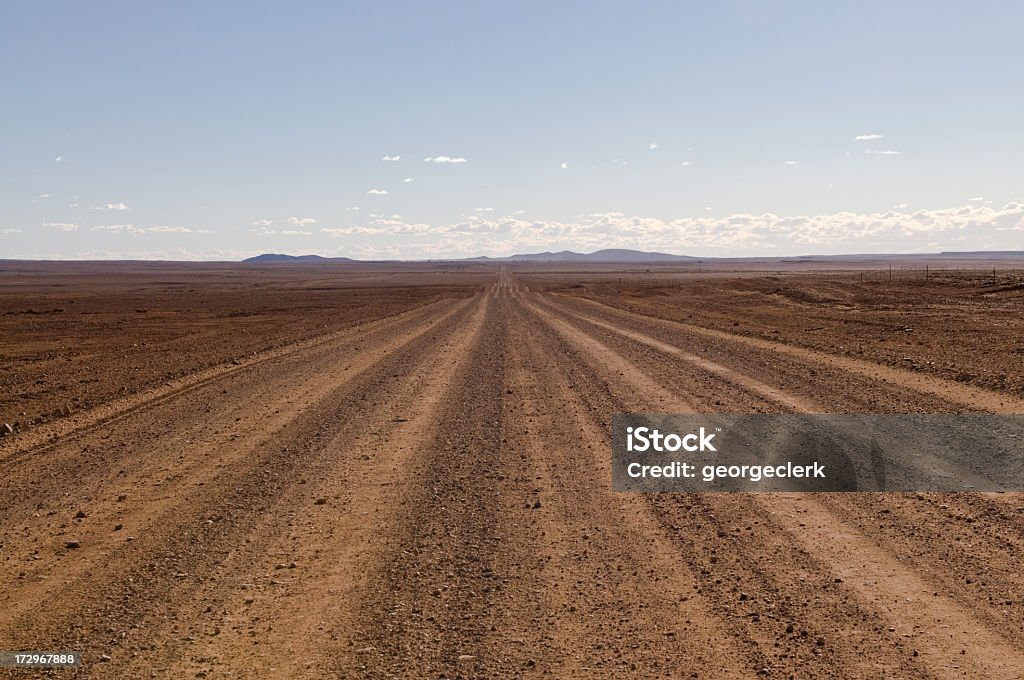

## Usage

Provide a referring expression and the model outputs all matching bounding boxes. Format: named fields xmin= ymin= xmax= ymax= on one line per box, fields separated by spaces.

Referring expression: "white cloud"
xmin=865 ymin=149 xmax=902 ymax=156
xmin=382 ymin=155 xmax=401 ymax=161
xmin=280 ymin=230 xmax=311 ymax=236
xmin=347 ymin=206 xmax=360 ymax=211
xmin=680 ymin=161 xmax=692 ymax=167
xmin=252 ymin=219 xmax=273 ymax=226
xmin=321 ymin=226 xmax=377 ymax=236
xmin=403 ymin=177 xmax=414 ymax=183
xmin=424 ymin=156 xmax=467 ymax=163
xmin=146 ymin=225 xmax=192 ymax=233
xmin=474 ymin=207 xmax=494 ymax=212
xmin=92 ymin=202 xmax=130 ymax=211
xmin=367 ymin=189 xmax=388 ymax=195
xmin=55 ymin=155 xmax=65 ymax=162
xmin=894 ymin=203 xmax=908 ymax=209
xmin=1 ymin=228 xmax=23 ymax=234
xmin=287 ymin=217 xmax=317 ymax=226
xmin=91 ymin=224 xmax=137 ymax=232
xmin=649 ymin=142 xmax=658 ymax=150
xmin=68 ymin=203 xmax=79 ymax=208
xmin=969 ymin=196 xmax=985 ymax=202
xmin=855 ymin=134 xmax=884 ymax=141
xmin=560 ymin=162 xmax=569 ymax=169
xmin=784 ymin=160 xmax=797 ymax=165
xmin=37 ymin=193 xmax=52 ymax=199
xmin=91 ymin=224 xmax=195 ymax=234
xmin=45 ymin=222 xmax=79 ymax=231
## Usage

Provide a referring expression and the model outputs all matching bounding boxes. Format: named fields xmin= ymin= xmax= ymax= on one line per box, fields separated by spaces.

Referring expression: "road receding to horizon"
xmin=2 ymin=261 xmax=1024 ymax=678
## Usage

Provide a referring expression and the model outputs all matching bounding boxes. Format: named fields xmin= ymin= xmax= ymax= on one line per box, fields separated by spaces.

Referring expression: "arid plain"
xmin=2 ymin=260 xmax=1024 ymax=679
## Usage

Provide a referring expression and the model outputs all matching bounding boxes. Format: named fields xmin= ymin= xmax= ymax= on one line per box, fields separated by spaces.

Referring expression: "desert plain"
xmin=1 ymin=258 xmax=1024 ymax=679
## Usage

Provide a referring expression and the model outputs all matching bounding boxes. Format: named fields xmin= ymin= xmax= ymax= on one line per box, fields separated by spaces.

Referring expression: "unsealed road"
xmin=2 ymin=270 xmax=1024 ymax=679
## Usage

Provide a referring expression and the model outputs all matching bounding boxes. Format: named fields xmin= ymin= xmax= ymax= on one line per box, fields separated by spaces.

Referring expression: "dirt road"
xmin=2 ymin=268 xmax=1023 ymax=679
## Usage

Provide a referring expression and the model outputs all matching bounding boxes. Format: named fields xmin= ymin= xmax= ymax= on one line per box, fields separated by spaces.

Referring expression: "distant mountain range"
xmin=241 ymin=249 xmax=1024 ymax=264
xmin=243 ymin=249 xmax=699 ymax=263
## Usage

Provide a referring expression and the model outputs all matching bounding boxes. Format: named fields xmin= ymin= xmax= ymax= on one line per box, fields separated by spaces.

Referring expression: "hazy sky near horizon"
xmin=3 ymin=1 xmax=1023 ymax=260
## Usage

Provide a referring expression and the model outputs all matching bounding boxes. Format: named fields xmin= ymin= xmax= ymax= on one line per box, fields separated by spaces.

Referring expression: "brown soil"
xmin=1 ymin=261 xmax=1023 ymax=679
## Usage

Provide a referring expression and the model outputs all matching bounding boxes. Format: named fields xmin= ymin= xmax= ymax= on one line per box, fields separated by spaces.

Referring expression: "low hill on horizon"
xmin=242 ymin=253 xmax=358 ymax=263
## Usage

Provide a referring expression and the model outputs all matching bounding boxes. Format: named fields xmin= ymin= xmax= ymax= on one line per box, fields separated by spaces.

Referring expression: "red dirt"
xmin=1 ymin=261 xmax=1023 ymax=679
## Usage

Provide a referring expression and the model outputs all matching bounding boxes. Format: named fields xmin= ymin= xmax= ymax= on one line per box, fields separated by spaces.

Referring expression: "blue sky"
xmin=2 ymin=1 xmax=1022 ymax=259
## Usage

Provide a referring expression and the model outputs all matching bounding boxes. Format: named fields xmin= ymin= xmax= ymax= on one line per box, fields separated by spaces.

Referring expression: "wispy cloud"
xmin=321 ymin=226 xmax=377 ymax=236
xmin=402 ymin=177 xmax=414 ymax=183
xmin=367 ymin=189 xmax=389 ymax=195
xmin=382 ymin=155 xmax=401 ymax=161
xmin=649 ymin=142 xmax=658 ymax=150
xmin=92 ymin=202 xmax=130 ymax=211
xmin=287 ymin=217 xmax=317 ymax=226
xmin=680 ymin=161 xmax=692 ymax=167
xmin=44 ymin=222 xmax=79 ymax=231
xmin=865 ymin=149 xmax=902 ymax=156
xmin=280 ymin=230 xmax=311 ymax=236
xmin=37 ymin=193 xmax=53 ymax=199
xmin=784 ymin=160 xmax=797 ymax=165
xmin=424 ymin=156 xmax=467 ymax=163
xmin=474 ymin=207 xmax=494 ymax=212
xmin=91 ymin=224 xmax=137 ymax=232
xmin=91 ymin=224 xmax=196 ymax=234
xmin=146 ymin=225 xmax=192 ymax=233
xmin=969 ymin=196 xmax=985 ymax=202
xmin=560 ymin=162 xmax=569 ymax=169
xmin=251 ymin=219 xmax=273 ymax=226
xmin=54 ymin=155 xmax=66 ymax=162
xmin=855 ymin=133 xmax=884 ymax=141
xmin=1 ymin=228 xmax=23 ymax=234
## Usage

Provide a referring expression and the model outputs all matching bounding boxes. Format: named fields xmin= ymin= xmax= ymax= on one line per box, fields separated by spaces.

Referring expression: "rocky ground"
xmin=1 ymin=261 xmax=1023 ymax=679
